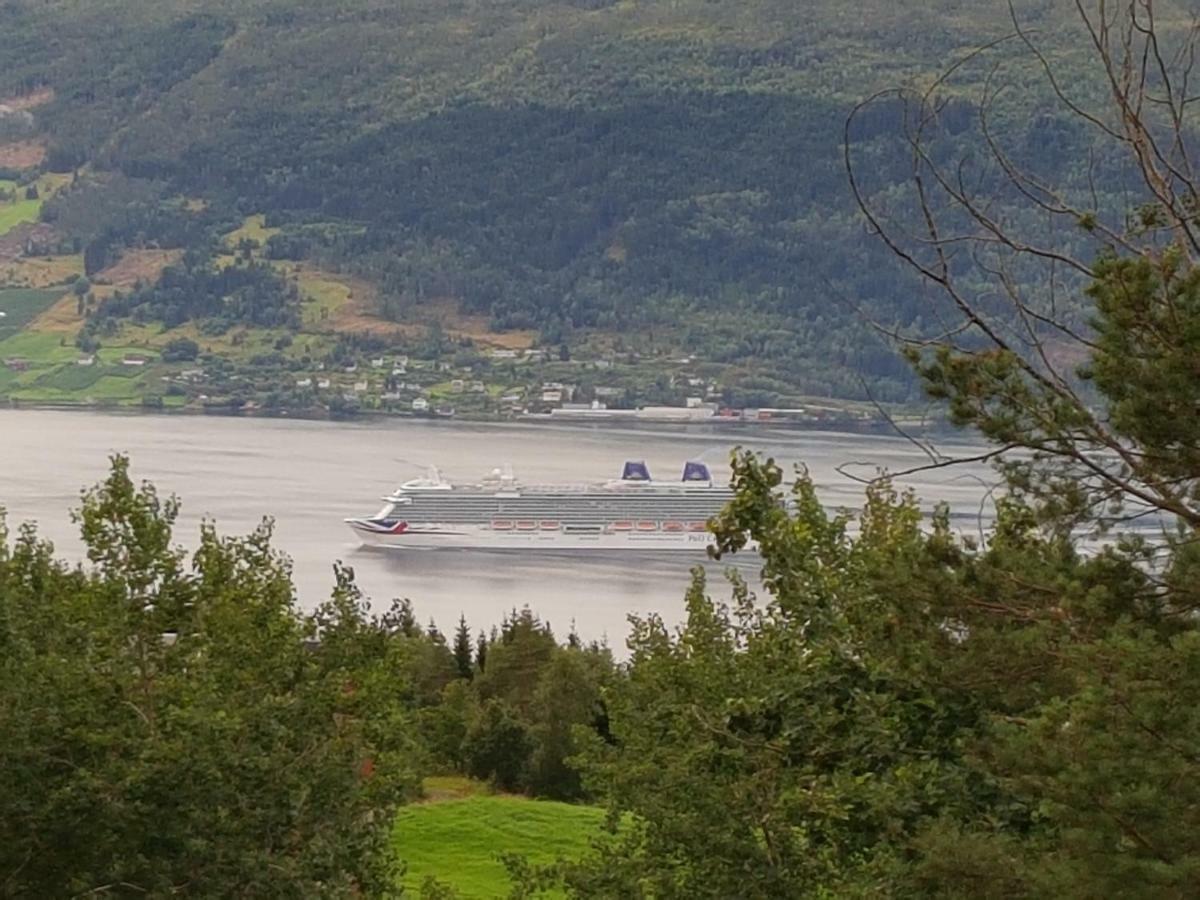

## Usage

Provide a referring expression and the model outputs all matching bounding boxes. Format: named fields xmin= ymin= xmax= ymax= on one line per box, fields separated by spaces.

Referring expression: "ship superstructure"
xmin=345 ymin=461 xmax=733 ymax=551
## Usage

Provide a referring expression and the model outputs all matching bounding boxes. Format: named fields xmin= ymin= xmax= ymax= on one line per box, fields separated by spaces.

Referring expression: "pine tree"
xmin=452 ymin=613 xmax=473 ymax=680
xmin=476 ymin=629 xmax=489 ymax=674
xmin=426 ymin=618 xmax=444 ymax=644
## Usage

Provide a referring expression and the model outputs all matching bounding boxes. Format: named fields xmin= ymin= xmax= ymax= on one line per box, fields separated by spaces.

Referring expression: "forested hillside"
xmin=0 ymin=0 xmax=1184 ymax=403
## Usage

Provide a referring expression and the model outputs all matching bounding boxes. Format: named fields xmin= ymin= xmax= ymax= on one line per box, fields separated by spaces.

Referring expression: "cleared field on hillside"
xmin=394 ymin=789 xmax=603 ymax=898
xmin=223 ymin=213 xmax=279 ymax=249
xmin=0 ymin=197 xmax=40 ymax=236
xmin=94 ymin=248 xmax=183 ymax=292
xmin=2 ymin=254 xmax=83 ymax=290
xmin=0 ymin=140 xmax=47 ymax=169
xmin=0 ymin=288 xmax=64 ymax=339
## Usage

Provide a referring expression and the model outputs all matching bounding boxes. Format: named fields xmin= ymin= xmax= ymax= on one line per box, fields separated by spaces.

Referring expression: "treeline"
xmin=409 ymin=608 xmax=615 ymax=801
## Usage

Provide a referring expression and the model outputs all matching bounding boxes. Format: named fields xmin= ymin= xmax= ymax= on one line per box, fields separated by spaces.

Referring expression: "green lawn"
xmin=394 ymin=792 xmax=604 ymax=898
xmin=0 ymin=288 xmax=64 ymax=339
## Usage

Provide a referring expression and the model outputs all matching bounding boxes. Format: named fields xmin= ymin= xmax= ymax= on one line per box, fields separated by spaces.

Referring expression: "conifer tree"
xmin=452 ymin=613 xmax=473 ymax=680
xmin=476 ymin=629 xmax=489 ymax=674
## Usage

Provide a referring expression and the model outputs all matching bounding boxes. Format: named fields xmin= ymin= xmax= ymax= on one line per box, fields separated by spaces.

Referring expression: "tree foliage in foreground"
xmin=559 ymin=455 xmax=1200 ymax=898
xmin=0 ymin=457 xmax=421 ymax=897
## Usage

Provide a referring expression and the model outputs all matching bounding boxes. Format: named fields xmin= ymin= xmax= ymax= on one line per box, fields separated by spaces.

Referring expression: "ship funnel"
xmin=682 ymin=461 xmax=712 ymax=483
xmin=621 ymin=460 xmax=652 ymax=481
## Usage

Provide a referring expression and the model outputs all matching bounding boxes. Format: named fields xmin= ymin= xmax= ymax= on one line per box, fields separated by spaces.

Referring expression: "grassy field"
xmin=0 ymin=173 xmax=68 ymax=236
xmin=223 ymin=213 xmax=279 ymax=250
xmin=0 ymin=288 xmax=67 ymax=339
xmin=394 ymin=779 xmax=604 ymax=898
xmin=0 ymin=254 xmax=84 ymax=290
xmin=0 ymin=197 xmax=42 ymax=235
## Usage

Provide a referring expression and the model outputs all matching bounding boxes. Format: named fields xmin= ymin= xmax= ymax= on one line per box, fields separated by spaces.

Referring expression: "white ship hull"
xmin=346 ymin=460 xmax=732 ymax=553
xmin=347 ymin=520 xmax=717 ymax=552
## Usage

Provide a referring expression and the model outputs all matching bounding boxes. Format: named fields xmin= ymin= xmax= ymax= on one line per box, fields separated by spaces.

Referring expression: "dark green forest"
xmin=0 ymin=0 xmax=1147 ymax=400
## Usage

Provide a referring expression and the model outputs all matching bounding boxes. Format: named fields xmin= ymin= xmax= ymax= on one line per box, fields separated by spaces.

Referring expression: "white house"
xmin=412 ymin=397 xmax=429 ymax=412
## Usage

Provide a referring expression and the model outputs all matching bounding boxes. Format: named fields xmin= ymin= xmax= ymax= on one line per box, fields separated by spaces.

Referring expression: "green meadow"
xmin=0 ymin=198 xmax=40 ymax=235
xmin=0 ymin=288 xmax=62 ymax=339
xmin=393 ymin=782 xmax=604 ymax=899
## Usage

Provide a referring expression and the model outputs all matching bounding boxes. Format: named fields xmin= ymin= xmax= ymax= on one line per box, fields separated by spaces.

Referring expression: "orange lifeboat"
xmin=540 ymin=520 xmax=560 ymax=530
xmin=636 ymin=521 xmax=659 ymax=532
xmin=688 ymin=521 xmax=708 ymax=532
xmin=662 ymin=521 xmax=685 ymax=533
xmin=611 ymin=521 xmax=634 ymax=532
xmin=491 ymin=520 xmax=514 ymax=531
xmin=516 ymin=520 xmax=538 ymax=531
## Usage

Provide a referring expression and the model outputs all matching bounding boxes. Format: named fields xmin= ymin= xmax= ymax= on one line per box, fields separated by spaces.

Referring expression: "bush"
xmin=161 ymin=337 xmax=200 ymax=362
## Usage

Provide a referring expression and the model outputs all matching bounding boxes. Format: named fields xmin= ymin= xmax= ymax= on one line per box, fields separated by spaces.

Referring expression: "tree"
xmin=452 ymin=613 xmax=474 ymax=680
xmin=477 ymin=608 xmax=557 ymax=717
xmin=561 ymin=451 xmax=1200 ymax=897
xmin=845 ymin=0 xmax=1200 ymax=538
xmin=161 ymin=336 xmax=200 ymax=362
xmin=0 ymin=457 xmax=419 ymax=896
xmin=462 ymin=699 xmax=531 ymax=792
xmin=476 ymin=629 xmax=489 ymax=674
xmin=526 ymin=650 xmax=605 ymax=801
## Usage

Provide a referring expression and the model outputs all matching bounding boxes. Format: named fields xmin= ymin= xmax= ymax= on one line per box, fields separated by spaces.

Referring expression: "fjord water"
xmin=0 ymin=409 xmax=992 ymax=646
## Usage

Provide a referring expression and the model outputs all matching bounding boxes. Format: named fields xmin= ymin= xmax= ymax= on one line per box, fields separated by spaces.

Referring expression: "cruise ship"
xmin=345 ymin=461 xmax=735 ymax=551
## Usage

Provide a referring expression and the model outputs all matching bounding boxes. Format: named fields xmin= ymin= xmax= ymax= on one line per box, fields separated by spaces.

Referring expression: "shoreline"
xmin=0 ymin=397 xmax=959 ymax=439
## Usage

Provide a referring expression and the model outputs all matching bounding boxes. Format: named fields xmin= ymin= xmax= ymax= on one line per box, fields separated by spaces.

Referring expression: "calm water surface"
xmin=0 ymin=409 xmax=994 ymax=648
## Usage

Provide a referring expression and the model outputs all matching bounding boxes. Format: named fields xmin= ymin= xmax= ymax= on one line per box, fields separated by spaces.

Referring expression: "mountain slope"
xmin=0 ymin=1 xmax=1172 ymax=404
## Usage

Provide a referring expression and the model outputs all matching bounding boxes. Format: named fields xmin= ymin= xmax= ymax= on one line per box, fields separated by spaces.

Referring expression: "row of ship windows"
xmin=395 ymin=510 xmax=725 ymax=521
xmin=398 ymin=504 xmax=724 ymax=511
